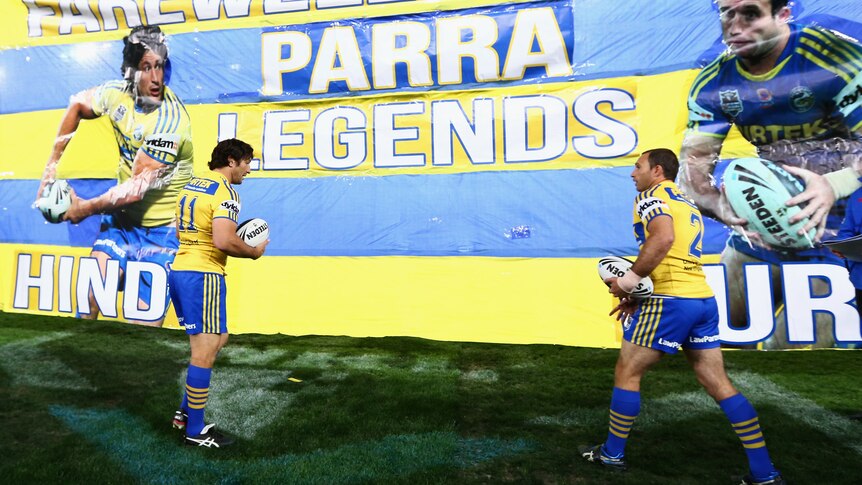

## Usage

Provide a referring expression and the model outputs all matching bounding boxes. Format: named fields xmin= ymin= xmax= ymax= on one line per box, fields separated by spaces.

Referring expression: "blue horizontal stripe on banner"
xmin=1 ymin=0 xmax=724 ymax=114
xmin=1 ymin=168 xmax=730 ymax=257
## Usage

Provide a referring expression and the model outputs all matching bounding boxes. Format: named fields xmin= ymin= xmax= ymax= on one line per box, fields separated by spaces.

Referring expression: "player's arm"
xmin=37 ymin=88 xmax=99 ymax=200
xmin=62 ymin=149 xmax=168 ymax=223
xmin=785 ymin=127 xmax=862 ymax=240
xmin=212 ymin=218 xmax=268 ymax=260
xmin=608 ymin=215 xmax=674 ymax=299
xmin=679 ymin=132 xmax=747 ymax=228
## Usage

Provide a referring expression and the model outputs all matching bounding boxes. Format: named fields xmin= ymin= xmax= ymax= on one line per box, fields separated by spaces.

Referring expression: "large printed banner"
xmin=2 ymin=0 xmax=862 ymax=348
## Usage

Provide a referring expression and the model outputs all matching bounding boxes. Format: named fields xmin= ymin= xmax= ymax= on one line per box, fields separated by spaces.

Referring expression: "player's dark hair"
xmin=643 ymin=148 xmax=680 ymax=181
xmin=209 ymin=138 xmax=254 ymax=170
xmin=121 ymin=25 xmax=169 ymax=80
xmin=771 ymin=0 xmax=789 ymax=15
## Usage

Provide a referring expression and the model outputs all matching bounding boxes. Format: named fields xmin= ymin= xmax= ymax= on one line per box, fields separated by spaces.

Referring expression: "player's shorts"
xmin=92 ymin=213 xmax=178 ymax=310
xmin=623 ymin=296 xmax=721 ymax=354
xmin=168 ymin=270 xmax=227 ymax=335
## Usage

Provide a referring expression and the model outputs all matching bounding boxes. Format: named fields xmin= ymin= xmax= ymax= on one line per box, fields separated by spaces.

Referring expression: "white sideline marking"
xmin=0 ymin=332 xmax=94 ymax=390
xmin=219 ymin=346 xmax=287 ymax=365
xmin=461 ymin=369 xmax=499 ymax=383
xmin=531 ymin=370 xmax=862 ymax=454
xmin=178 ymin=367 xmax=296 ymax=440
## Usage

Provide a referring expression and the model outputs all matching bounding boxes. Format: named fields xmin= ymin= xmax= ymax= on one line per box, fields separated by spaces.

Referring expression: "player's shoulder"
xmin=92 ymin=80 xmax=130 ymax=109
xmin=798 ymin=24 xmax=862 ymax=60
xmin=181 ymin=176 xmax=221 ymax=196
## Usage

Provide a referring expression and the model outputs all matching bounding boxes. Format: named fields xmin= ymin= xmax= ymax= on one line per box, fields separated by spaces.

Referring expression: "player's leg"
xmin=170 ymin=271 xmax=233 ymax=447
xmin=185 ymin=332 xmax=222 ymax=436
xmin=81 ymin=250 xmax=112 ymax=320
xmin=126 ymin=224 xmax=179 ymax=327
xmin=580 ymin=298 xmax=669 ymax=470
xmin=684 ymin=298 xmax=781 ymax=484
xmin=86 ymin=214 xmax=130 ymax=320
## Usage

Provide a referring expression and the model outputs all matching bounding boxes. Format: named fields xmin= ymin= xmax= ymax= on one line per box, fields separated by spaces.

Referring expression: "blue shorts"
xmin=92 ymin=214 xmax=178 ymax=308
xmin=168 ymin=270 xmax=227 ymax=335
xmin=623 ymin=297 xmax=721 ymax=354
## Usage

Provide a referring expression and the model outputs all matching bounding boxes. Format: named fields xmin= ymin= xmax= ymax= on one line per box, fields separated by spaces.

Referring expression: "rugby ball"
xmin=37 ymin=179 xmax=72 ymax=223
xmin=236 ymin=218 xmax=269 ymax=247
xmin=723 ymin=158 xmax=815 ymax=248
xmin=597 ymin=256 xmax=654 ymax=299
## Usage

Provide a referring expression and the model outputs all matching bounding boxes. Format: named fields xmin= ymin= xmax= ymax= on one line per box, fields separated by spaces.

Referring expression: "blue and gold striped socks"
xmin=603 ymin=387 xmax=640 ymax=457
xmin=185 ymin=364 xmax=212 ymax=437
xmin=719 ymin=393 xmax=776 ymax=480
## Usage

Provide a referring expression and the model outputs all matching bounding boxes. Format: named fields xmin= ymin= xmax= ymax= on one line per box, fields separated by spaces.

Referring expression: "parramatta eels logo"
xmin=789 ymin=85 xmax=815 ymax=113
xmin=719 ymin=89 xmax=743 ymax=117
xmin=133 ymin=125 xmax=144 ymax=142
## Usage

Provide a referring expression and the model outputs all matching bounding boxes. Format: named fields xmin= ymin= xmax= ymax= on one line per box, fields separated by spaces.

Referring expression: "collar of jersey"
xmin=734 ymin=23 xmax=799 ymax=82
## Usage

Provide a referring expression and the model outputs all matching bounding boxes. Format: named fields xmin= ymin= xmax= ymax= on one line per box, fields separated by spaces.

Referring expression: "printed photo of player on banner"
xmin=0 ymin=0 xmax=861 ymax=350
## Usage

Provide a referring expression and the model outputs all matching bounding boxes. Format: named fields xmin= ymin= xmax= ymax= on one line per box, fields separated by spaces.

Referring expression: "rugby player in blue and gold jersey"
xmin=37 ymin=25 xmax=193 ymax=326
xmin=169 ymin=138 xmax=267 ymax=447
xmin=579 ymin=149 xmax=784 ymax=485
xmin=680 ymin=0 xmax=862 ymax=347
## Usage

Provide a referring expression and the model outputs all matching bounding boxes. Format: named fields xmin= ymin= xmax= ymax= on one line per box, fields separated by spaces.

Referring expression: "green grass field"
xmin=1 ymin=312 xmax=861 ymax=484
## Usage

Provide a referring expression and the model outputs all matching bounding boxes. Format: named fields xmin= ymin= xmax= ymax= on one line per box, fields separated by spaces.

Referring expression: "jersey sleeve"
xmin=212 ymin=183 xmax=241 ymax=223
xmin=686 ymin=59 xmax=733 ymax=139
xmin=635 ymin=188 xmax=672 ymax=226
xmin=90 ymin=81 xmax=127 ymax=118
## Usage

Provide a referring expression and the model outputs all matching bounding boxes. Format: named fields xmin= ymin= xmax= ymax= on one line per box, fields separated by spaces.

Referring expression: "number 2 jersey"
xmin=171 ymin=171 xmax=241 ymax=274
xmin=633 ymin=180 xmax=713 ymax=298
xmin=91 ymin=81 xmax=194 ymax=227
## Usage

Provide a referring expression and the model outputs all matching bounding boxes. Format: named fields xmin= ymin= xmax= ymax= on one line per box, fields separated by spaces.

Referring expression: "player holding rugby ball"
xmin=679 ymin=0 xmax=862 ymax=347
xmin=168 ymin=138 xmax=268 ymax=447
xmin=581 ymin=149 xmax=783 ymax=485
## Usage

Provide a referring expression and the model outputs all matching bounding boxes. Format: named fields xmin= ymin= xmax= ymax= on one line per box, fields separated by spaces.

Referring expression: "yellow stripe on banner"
xmin=0 ymin=245 xmax=724 ymax=347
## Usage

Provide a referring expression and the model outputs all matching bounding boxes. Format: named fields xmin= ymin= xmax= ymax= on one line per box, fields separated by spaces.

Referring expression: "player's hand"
xmin=609 ymin=297 xmax=638 ymax=323
xmin=783 ymin=164 xmax=832 ymax=242
xmin=251 ymin=239 xmax=269 ymax=260
xmin=60 ymin=188 xmax=87 ymax=224
xmin=605 ymin=277 xmax=630 ymax=300
xmin=35 ymin=162 xmax=58 ymax=204
xmin=715 ymin=186 xmax=773 ymax=249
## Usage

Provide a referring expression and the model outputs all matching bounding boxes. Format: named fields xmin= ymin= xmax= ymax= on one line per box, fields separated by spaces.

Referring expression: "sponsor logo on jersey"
xmin=112 ymin=105 xmax=127 ymax=122
xmin=219 ymin=200 xmax=240 ymax=215
xmin=789 ymin=85 xmax=815 ymax=113
xmin=144 ymin=133 xmax=180 ymax=156
xmin=838 ymin=83 xmax=862 ymax=110
xmin=719 ymin=89 xmax=743 ymax=117
xmin=658 ymin=337 xmax=682 ymax=350
xmin=637 ymin=197 xmax=668 ymax=219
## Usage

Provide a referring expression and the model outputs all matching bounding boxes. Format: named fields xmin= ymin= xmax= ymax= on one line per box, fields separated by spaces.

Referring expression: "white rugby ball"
xmin=723 ymin=157 xmax=815 ymax=248
xmin=597 ymin=256 xmax=654 ymax=299
xmin=37 ymin=179 xmax=72 ymax=223
xmin=236 ymin=218 xmax=269 ymax=247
